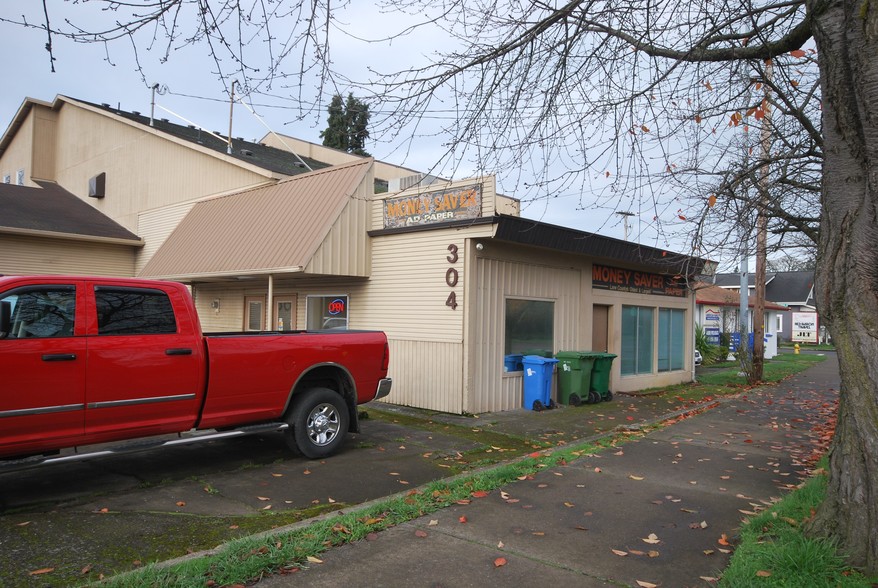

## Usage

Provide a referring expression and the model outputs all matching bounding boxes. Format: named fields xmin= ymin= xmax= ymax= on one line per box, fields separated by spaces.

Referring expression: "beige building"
xmin=1 ymin=95 xmax=712 ymax=414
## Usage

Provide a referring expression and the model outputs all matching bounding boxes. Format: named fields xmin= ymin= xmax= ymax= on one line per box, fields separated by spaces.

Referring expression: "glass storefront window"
xmin=504 ymin=298 xmax=554 ymax=371
xmin=658 ymin=308 xmax=685 ymax=372
xmin=621 ymin=305 xmax=654 ymax=375
xmin=306 ymin=295 xmax=349 ymax=330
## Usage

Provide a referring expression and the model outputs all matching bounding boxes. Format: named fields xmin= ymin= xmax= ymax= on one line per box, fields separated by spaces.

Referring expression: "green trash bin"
xmin=555 ymin=351 xmax=597 ymax=406
xmin=590 ymin=353 xmax=618 ymax=401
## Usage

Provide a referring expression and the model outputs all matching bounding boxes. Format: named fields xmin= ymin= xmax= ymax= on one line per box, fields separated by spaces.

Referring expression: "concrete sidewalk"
xmin=253 ymin=354 xmax=839 ymax=587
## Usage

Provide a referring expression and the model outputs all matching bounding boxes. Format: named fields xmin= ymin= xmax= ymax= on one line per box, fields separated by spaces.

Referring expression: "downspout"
xmin=692 ymin=287 xmax=697 ymax=381
xmin=267 ymin=274 xmax=274 ymax=331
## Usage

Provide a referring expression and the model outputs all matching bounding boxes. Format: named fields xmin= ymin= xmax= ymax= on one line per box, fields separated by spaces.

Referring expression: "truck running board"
xmin=0 ymin=422 xmax=290 ymax=473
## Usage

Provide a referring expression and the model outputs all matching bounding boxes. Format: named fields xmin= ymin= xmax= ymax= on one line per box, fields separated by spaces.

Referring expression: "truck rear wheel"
xmin=285 ymin=387 xmax=349 ymax=459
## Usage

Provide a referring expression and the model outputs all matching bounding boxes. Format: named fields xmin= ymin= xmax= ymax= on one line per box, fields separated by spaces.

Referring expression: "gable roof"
xmin=139 ymin=159 xmax=371 ymax=280
xmin=1 ymin=96 xmax=332 ymax=178
xmin=713 ymin=271 xmax=814 ymax=305
xmin=0 ymin=181 xmax=142 ymax=245
xmin=695 ymin=283 xmax=787 ymax=311
xmin=73 ymin=98 xmax=332 ymax=177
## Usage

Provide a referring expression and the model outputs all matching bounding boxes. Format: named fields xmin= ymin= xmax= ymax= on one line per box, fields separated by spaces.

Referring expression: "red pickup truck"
xmin=0 ymin=275 xmax=392 ymax=467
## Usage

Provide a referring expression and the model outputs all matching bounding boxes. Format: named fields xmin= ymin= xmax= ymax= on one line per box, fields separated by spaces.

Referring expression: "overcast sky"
xmin=0 ymin=2 xmax=695 ymax=250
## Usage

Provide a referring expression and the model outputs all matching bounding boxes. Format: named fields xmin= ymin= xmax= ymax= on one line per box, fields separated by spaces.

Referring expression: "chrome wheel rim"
xmin=306 ymin=402 xmax=341 ymax=446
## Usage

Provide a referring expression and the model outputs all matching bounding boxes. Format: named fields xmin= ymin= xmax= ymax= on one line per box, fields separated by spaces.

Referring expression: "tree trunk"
xmin=807 ymin=0 xmax=878 ymax=574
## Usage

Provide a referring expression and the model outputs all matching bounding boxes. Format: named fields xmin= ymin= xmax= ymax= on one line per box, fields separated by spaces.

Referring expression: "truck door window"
xmin=94 ymin=287 xmax=177 ymax=335
xmin=1 ymin=287 xmax=76 ymax=338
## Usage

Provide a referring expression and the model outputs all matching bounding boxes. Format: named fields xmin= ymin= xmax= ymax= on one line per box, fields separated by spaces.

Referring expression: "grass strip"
xmin=93 ymin=438 xmax=621 ymax=588
xmin=718 ymin=463 xmax=876 ymax=587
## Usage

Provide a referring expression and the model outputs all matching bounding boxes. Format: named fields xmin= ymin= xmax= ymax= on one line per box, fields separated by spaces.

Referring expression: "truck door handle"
xmin=42 ymin=353 xmax=77 ymax=362
xmin=165 ymin=348 xmax=193 ymax=356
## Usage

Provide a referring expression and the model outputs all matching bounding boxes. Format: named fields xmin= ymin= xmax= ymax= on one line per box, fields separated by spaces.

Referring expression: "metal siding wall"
xmin=357 ymin=227 xmax=491 ymax=412
xmin=136 ymin=201 xmax=197 ymax=275
xmin=468 ymin=256 xmax=582 ymax=413
xmin=362 ymin=232 xmax=473 ymax=341
xmin=0 ymin=235 xmax=135 ymax=276
xmin=383 ymin=340 xmax=464 ymax=413
xmin=31 ymin=110 xmax=57 ymax=181
xmin=193 ymin=286 xmax=247 ymax=331
xmin=0 ymin=114 xmax=35 ymax=184
xmin=307 ymin=180 xmax=371 ymax=277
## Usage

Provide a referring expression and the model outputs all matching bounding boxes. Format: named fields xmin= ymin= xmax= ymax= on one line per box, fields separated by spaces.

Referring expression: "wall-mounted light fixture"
xmin=475 ymin=242 xmax=485 ymax=251
xmin=211 ymin=299 xmax=221 ymax=312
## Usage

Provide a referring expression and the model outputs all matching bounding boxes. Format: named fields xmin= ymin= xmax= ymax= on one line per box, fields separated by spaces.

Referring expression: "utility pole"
xmin=227 ymin=80 xmax=236 ymax=155
xmin=616 ymin=211 xmax=634 ymax=240
xmin=739 ymin=100 xmax=751 ymax=372
xmin=752 ymin=61 xmax=773 ymax=383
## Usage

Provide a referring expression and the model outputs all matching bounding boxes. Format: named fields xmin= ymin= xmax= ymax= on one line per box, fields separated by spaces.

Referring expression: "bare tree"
xmin=4 ymin=0 xmax=878 ymax=573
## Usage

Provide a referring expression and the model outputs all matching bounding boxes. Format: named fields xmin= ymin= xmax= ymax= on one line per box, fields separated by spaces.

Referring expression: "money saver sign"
xmin=384 ymin=184 xmax=482 ymax=228
xmin=592 ymin=264 xmax=686 ymax=297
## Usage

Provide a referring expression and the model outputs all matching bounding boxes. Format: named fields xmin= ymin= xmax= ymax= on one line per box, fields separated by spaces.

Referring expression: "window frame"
xmin=0 ymin=285 xmax=77 ymax=339
xmin=93 ymin=286 xmax=177 ymax=336
xmin=621 ymin=305 xmax=655 ymax=376
xmin=657 ymin=308 xmax=686 ymax=372
xmin=306 ymin=294 xmax=349 ymax=330
xmin=503 ymin=297 xmax=555 ymax=371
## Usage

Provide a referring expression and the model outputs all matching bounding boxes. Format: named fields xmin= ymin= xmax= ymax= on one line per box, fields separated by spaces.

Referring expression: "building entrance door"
xmin=592 ymin=304 xmax=610 ymax=352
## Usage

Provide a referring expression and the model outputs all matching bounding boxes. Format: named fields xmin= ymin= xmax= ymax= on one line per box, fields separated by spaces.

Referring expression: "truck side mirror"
xmin=0 ymin=300 xmax=10 ymax=339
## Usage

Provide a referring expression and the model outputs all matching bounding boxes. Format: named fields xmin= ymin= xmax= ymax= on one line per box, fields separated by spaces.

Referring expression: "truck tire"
xmin=285 ymin=387 xmax=350 ymax=459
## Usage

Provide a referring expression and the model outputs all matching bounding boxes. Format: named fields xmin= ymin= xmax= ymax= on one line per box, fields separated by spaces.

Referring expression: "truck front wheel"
xmin=285 ymin=387 xmax=350 ymax=459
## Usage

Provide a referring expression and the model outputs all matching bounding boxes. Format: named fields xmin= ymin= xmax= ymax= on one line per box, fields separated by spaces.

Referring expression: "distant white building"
xmin=694 ymin=283 xmax=787 ymax=359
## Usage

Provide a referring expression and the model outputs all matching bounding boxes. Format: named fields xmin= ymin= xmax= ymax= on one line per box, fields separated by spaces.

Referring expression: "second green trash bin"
xmin=590 ymin=352 xmax=618 ymax=402
xmin=555 ymin=351 xmax=596 ymax=406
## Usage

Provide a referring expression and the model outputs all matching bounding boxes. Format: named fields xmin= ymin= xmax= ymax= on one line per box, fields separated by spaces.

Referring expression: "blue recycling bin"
xmin=504 ymin=354 xmax=524 ymax=372
xmin=522 ymin=355 xmax=559 ymax=410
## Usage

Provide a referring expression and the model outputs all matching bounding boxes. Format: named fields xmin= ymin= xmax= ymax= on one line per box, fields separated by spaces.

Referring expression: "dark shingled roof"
xmin=75 ymin=98 xmax=333 ymax=177
xmin=713 ymin=271 xmax=815 ymax=306
xmin=0 ymin=181 xmax=141 ymax=243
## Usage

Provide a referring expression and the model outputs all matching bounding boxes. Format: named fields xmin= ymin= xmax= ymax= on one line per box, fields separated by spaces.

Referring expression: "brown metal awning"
xmin=140 ymin=159 xmax=371 ymax=281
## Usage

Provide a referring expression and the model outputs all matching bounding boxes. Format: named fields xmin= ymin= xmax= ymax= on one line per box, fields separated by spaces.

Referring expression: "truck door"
xmin=85 ymin=285 xmax=203 ymax=436
xmin=0 ymin=285 xmax=86 ymax=451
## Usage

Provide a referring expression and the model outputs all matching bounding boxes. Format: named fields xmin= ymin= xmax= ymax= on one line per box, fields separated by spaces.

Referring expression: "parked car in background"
xmin=694 ymin=349 xmax=703 ymax=367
